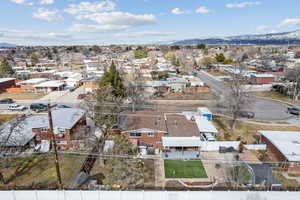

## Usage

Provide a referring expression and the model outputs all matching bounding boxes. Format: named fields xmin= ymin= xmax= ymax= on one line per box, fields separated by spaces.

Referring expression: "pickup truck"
xmin=8 ymin=104 xmax=27 ymax=111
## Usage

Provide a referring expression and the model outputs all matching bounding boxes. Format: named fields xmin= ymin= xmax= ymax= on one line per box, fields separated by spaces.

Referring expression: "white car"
xmin=8 ymin=104 xmax=27 ymax=111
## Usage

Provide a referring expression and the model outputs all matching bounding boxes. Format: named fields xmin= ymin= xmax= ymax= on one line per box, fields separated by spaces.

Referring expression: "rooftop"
xmin=259 ymin=130 xmax=300 ymax=162
xmin=165 ymin=114 xmax=200 ymax=137
xmin=0 ymin=78 xmax=16 ymax=83
xmin=195 ymin=117 xmax=218 ymax=133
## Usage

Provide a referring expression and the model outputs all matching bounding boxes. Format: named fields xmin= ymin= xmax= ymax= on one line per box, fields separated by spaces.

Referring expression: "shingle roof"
xmin=165 ymin=114 xmax=200 ymax=137
xmin=119 ymin=111 xmax=167 ymax=133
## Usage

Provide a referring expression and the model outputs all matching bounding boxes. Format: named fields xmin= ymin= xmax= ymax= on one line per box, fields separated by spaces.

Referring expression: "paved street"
xmin=0 ymin=86 xmax=85 ymax=112
xmin=197 ymin=71 xmax=295 ymax=121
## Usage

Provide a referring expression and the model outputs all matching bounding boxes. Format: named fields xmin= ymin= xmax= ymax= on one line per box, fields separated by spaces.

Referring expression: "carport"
xmin=162 ymin=137 xmax=201 ymax=160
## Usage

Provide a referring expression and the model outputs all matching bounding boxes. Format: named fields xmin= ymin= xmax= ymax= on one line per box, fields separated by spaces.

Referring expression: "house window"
xmin=148 ymin=132 xmax=155 ymax=137
xmin=130 ymin=132 xmax=142 ymax=137
xmin=40 ymin=127 xmax=48 ymax=133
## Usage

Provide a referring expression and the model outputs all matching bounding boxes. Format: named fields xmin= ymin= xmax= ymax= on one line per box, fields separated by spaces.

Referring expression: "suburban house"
xmin=0 ymin=108 xmax=87 ymax=151
xmin=118 ymin=111 xmax=168 ymax=151
xmin=259 ymin=130 xmax=300 ymax=175
xmin=33 ymin=80 xmax=65 ymax=93
xmin=0 ymin=78 xmax=16 ymax=92
xmin=81 ymin=76 xmax=100 ymax=93
xmin=17 ymin=78 xmax=49 ymax=92
xmin=250 ymin=74 xmax=275 ymax=84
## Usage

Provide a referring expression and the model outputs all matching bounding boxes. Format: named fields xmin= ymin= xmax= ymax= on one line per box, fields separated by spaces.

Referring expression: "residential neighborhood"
xmin=1 ymin=0 xmax=300 ymax=199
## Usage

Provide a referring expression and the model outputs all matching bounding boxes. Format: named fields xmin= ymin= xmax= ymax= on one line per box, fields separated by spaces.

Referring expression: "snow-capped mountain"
xmin=171 ymin=30 xmax=300 ymax=45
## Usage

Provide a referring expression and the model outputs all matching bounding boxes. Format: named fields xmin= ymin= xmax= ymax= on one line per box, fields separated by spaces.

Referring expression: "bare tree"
xmin=285 ymin=68 xmax=300 ymax=103
xmin=223 ymin=64 xmax=254 ymax=130
xmin=125 ymin=69 xmax=147 ymax=112
xmin=84 ymin=85 xmax=123 ymax=148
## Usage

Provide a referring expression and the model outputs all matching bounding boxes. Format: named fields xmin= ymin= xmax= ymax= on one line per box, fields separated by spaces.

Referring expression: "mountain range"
xmin=171 ymin=30 xmax=300 ymax=45
xmin=0 ymin=42 xmax=16 ymax=47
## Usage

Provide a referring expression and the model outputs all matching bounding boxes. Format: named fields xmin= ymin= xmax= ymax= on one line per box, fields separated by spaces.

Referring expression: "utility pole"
xmin=48 ymin=104 xmax=63 ymax=189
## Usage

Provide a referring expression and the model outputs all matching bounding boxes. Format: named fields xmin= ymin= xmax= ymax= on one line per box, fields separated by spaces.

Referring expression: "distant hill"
xmin=0 ymin=42 xmax=17 ymax=47
xmin=171 ymin=30 xmax=300 ymax=45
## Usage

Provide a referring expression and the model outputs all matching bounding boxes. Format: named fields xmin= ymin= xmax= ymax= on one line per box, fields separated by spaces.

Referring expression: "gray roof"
xmin=51 ymin=108 xmax=85 ymax=129
xmin=0 ymin=115 xmax=48 ymax=146
xmin=249 ymin=164 xmax=280 ymax=186
xmin=0 ymin=108 xmax=85 ymax=147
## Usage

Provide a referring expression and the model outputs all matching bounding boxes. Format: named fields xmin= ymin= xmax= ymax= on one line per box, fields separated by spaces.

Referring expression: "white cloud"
xmin=76 ymin=12 xmax=155 ymax=26
xmin=226 ymin=1 xmax=261 ymax=8
xmin=10 ymin=0 xmax=27 ymax=4
xmin=115 ymin=31 xmax=175 ymax=37
xmin=196 ymin=7 xmax=211 ymax=14
xmin=68 ymin=24 xmax=131 ymax=32
xmin=171 ymin=8 xmax=184 ymax=15
xmin=39 ymin=0 xmax=54 ymax=5
xmin=33 ymin=8 xmax=63 ymax=22
xmin=256 ymin=25 xmax=269 ymax=31
xmin=64 ymin=1 xmax=116 ymax=15
xmin=278 ymin=18 xmax=300 ymax=28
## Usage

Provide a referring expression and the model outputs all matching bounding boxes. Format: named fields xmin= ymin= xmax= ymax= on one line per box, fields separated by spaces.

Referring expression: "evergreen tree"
xmin=0 ymin=58 xmax=14 ymax=78
xmin=100 ymin=61 xmax=125 ymax=97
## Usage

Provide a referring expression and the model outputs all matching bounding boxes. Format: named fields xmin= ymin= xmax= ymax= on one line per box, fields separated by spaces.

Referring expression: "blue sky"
xmin=1 ymin=0 xmax=300 ymax=45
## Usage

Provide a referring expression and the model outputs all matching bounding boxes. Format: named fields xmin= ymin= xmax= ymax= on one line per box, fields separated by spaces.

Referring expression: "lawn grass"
xmin=164 ymin=160 xmax=207 ymax=179
xmin=0 ymin=92 xmax=45 ymax=100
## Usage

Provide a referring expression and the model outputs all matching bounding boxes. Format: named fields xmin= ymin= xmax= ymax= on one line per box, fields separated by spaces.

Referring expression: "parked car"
xmin=30 ymin=103 xmax=47 ymax=112
xmin=287 ymin=106 xmax=300 ymax=115
xmin=56 ymin=104 xmax=72 ymax=109
xmin=202 ymin=132 xmax=216 ymax=142
xmin=69 ymin=87 xmax=76 ymax=92
xmin=238 ymin=111 xmax=255 ymax=119
xmin=8 ymin=104 xmax=27 ymax=111
xmin=77 ymin=94 xmax=86 ymax=99
xmin=0 ymin=98 xmax=14 ymax=104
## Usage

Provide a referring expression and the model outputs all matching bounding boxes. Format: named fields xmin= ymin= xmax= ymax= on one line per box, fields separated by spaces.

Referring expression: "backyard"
xmin=0 ymin=153 xmax=84 ymax=189
xmin=164 ymin=160 xmax=207 ymax=179
xmin=213 ymin=117 xmax=300 ymax=143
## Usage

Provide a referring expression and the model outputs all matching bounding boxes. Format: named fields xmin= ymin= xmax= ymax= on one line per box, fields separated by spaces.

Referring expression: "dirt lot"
xmin=0 ymin=92 xmax=45 ymax=100
xmin=255 ymin=91 xmax=300 ymax=106
xmin=204 ymin=69 xmax=228 ymax=76
xmin=213 ymin=117 xmax=300 ymax=143
xmin=0 ymin=153 xmax=84 ymax=189
xmin=0 ymin=114 xmax=18 ymax=125
xmin=154 ymin=92 xmax=213 ymax=100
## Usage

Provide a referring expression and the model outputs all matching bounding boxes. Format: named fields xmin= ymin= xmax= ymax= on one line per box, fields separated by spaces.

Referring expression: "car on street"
xmin=0 ymin=98 xmax=14 ymax=104
xmin=8 ymin=104 xmax=27 ymax=111
xmin=238 ymin=111 xmax=255 ymax=119
xmin=30 ymin=103 xmax=47 ymax=112
xmin=287 ymin=106 xmax=300 ymax=115
xmin=55 ymin=104 xmax=72 ymax=109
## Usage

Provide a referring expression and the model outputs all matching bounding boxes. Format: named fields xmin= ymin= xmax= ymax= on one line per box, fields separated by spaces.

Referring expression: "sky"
xmin=1 ymin=0 xmax=300 ymax=45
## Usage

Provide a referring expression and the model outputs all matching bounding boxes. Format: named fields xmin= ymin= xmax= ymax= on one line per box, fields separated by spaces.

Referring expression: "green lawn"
xmin=164 ymin=160 xmax=207 ymax=179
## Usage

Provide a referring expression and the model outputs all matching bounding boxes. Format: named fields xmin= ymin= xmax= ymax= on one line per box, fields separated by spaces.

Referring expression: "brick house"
xmin=259 ymin=131 xmax=300 ymax=175
xmin=34 ymin=108 xmax=87 ymax=149
xmin=81 ymin=76 xmax=100 ymax=93
xmin=118 ymin=111 xmax=167 ymax=150
xmin=250 ymin=74 xmax=275 ymax=84
xmin=0 ymin=78 xmax=16 ymax=92
xmin=0 ymin=108 xmax=87 ymax=151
